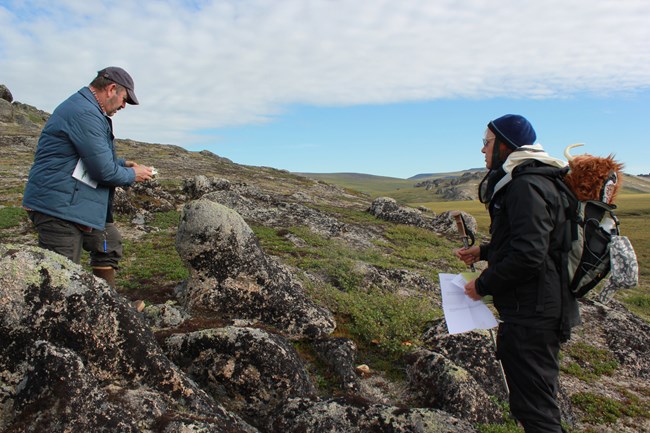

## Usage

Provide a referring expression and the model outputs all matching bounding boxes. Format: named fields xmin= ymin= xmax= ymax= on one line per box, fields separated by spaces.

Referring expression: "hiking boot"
xmin=92 ymin=266 xmax=116 ymax=288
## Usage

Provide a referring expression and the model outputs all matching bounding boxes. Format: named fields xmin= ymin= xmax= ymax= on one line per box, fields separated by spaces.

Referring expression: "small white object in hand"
xmin=151 ymin=167 xmax=158 ymax=177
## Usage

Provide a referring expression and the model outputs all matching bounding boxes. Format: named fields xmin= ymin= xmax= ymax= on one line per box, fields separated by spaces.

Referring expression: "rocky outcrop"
xmin=575 ymin=299 xmax=650 ymax=377
xmin=312 ymin=337 xmax=360 ymax=392
xmin=0 ymin=84 xmax=13 ymax=102
xmin=175 ymin=199 xmax=336 ymax=339
xmin=406 ymin=348 xmax=502 ymax=424
xmin=182 ymin=175 xmax=379 ymax=248
xmin=0 ymin=243 xmax=495 ymax=433
xmin=414 ymin=171 xmax=482 ymax=201
xmin=270 ymin=396 xmax=479 ymax=433
xmin=113 ymin=181 xmax=179 ymax=217
xmin=421 ymin=320 xmax=507 ymax=399
xmin=0 ymin=244 xmax=257 ymax=433
xmin=368 ymin=197 xmax=478 ymax=236
xmin=368 ymin=197 xmax=434 ymax=228
xmin=0 ymin=98 xmax=13 ymax=123
xmin=165 ymin=327 xmax=316 ymax=429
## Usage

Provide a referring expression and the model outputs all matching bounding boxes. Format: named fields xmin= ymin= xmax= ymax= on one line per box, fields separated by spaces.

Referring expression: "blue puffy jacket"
xmin=22 ymin=87 xmax=136 ymax=230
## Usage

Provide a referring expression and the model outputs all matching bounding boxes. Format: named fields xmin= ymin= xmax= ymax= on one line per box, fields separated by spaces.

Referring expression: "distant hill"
xmin=301 ymin=168 xmax=650 ymax=203
xmin=299 ymin=170 xmax=485 ymax=203
xmin=408 ymin=169 xmax=485 ymax=181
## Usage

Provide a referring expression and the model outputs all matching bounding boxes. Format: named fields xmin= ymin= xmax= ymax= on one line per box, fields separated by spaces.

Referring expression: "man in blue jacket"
xmin=456 ymin=114 xmax=580 ymax=432
xmin=23 ymin=66 xmax=153 ymax=286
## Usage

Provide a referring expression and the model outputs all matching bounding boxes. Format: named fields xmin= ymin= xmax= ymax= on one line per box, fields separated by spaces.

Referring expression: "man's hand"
xmin=132 ymin=164 xmax=153 ymax=182
xmin=464 ymin=278 xmax=482 ymax=301
xmin=455 ymin=245 xmax=480 ymax=266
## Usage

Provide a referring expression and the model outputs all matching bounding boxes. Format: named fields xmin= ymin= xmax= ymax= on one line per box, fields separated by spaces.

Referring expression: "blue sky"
xmin=1 ymin=0 xmax=649 ymax=178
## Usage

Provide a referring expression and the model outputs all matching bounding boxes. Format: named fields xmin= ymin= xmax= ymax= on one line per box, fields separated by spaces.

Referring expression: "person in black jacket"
xmin=456 ymin=114 xmax=580 ymax=433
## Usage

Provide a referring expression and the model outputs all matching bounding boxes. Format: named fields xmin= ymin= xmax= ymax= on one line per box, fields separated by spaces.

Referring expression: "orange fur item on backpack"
xmin=563 ymin=144 xmax=624 ymax=204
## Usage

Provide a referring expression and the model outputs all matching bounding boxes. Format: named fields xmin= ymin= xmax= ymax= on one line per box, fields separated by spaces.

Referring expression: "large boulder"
xmin=421 ymin=319 xmax=507 ymax=399
xmin=164 ymin=326 xmax=316 ymax=428
xmin=11 ymin=341 xmax=141 ymax=432
xmin=270 ymin=396 xmax=479 ymax=433
xmin=175 ymin=199 xmax=336 ymax=339
xmin=367 ymin=197 xmax=478 ymax=237
xmin=368 ymin=197 xmax=431 ymax=228
xmin=312 ymin=337 xmax=360 ymax=392
xmin=0 ymin=244 xmax=257 ymax=433
xmin=406 ymin=349 xmax=503 ymax=424
xmin=0 ymin=84 xmax=13 ymax=102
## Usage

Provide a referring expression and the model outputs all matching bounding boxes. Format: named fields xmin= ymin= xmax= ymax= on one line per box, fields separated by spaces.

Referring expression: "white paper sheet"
xmin=72 ymin=159 xmax=98 ymax=188
xmin=439 ymin=273 xmax=498 ymax=335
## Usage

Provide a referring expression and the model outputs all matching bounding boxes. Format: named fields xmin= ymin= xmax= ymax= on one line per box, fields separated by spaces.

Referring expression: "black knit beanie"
xmin=488 ymin=114 xmax=536 ymax=149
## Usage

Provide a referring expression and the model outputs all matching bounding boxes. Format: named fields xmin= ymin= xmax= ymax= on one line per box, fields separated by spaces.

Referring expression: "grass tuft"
xmin=561 ymin=342 xmax=618 ymax=382
xmin=571 ymin=390 xmax=650 ymax=425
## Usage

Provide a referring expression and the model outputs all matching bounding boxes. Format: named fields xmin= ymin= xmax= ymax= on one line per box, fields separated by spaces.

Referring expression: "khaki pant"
xmin=29 ymin=211 xmax=123 ymax=268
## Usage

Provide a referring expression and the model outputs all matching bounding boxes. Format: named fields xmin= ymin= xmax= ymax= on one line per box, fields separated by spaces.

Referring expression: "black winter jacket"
xmin=476 ymin=161 xmax=580 ymax=331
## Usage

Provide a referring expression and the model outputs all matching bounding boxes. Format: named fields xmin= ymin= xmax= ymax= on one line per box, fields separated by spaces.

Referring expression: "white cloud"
xmin=1 ymin=0 xmax=649 ymax=147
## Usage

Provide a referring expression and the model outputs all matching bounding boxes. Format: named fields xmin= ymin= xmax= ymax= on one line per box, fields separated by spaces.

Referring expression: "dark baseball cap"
xmin=97 ymin=66 xmax=139 ymax=105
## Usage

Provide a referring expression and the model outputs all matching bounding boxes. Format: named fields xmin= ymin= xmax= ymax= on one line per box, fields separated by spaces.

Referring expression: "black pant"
xmin=496 ymin=322 xmax=564 ymax=433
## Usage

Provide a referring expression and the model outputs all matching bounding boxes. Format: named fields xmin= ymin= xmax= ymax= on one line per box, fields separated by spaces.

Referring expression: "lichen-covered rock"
xmin=313 ymin=337 xmax=360 ymax=392
xmin=201 ymin=188 xmax=354 ymax=241
xmin=181 ymin=177 xmax=379 ymax=249
xmin=164 ymin=326 xmax=315 ymax=428
xmin=406 ymin=348 xmax=502 ymax=424
xmin=356 ymin=264 xmax=437 ymax=297
xmin=113 ymin=181 xmax=177 ymax=215
xmin=143 ymin=301 xmax=188 ymax=330
xmin=368 ymin=197 xmax=431 ymax=228
xmin=270 ymin=396 xmax=479 ymax=433
xmin=175 ymin=199 xmax=336 ymax=339
xmin=182 ymin=175 xmax=234 ymax=199
xmin=431 ymin=210 xmax=478 ymax=237
xmin=421 ymin=319 xmax=507 ymax=399
xmin=367 ymin=197 xmax=478 ymax=238
xmin=0 ymin=244 xmax=257 ymax=433
xmin=574 ymin=299 xmax=650 ymax=377
xmin=10 ymin=341 xmax=141 ymax=432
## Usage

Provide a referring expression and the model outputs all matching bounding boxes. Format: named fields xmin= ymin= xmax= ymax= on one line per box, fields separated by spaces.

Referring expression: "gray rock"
xmin=165 ymin=326 xmax=315 ymax=428
xmin=182 ymin=177 xmax=379 ymax=249
xmin=367 ymin=198 xmax=478 ymax=238
xmin=575 ymin=299 xmax=650 ymax=377
xmin=143 ymin=301 xmax=188 ymax=329
xmin=421 ymin=319 xmax=507 ymax=399
xmin=406 ymin=348 xmax=503 ymax=424
xmin=0 ymin=98 xmax=13 ymax=123
xmin=313 ymin=337 xmax=360 ymax=392
xmin=175 ymin=199 xmax=336 ymax=339
xmin=0 ymin=244 xmax=257 ymax=433
xmin=183 ymin=175 xmax=233 ymax=199
xmin=432 ymin=210 xmax=478 ymax=237
xmin=0 ymin=84 xmax=13 ymax=102
xmin=12 ymin=341 xmax=141 ymax=432
xmin=368 ymin=197 xmax=430 ymax=228
xmin=270 ymin=396 xmax=479 ymax=433
xmin=113 ymin=181 xmax=177 ymax=215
